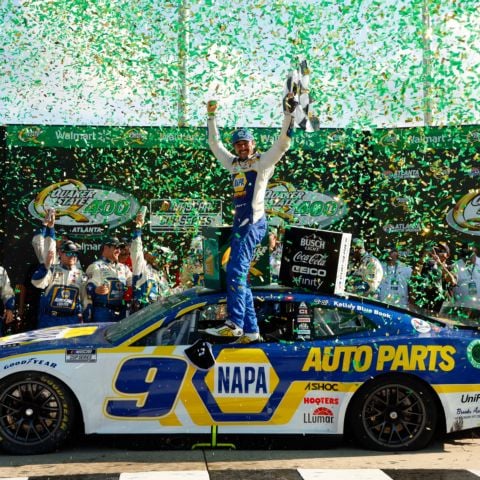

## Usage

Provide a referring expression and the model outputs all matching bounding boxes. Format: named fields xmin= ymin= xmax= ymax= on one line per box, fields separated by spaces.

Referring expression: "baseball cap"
xmin=231 ymin=128 xmax=254 ymax=145
xmin=60 ymin=240 xmax=80 ymax=254
xmin=102 ymin=236 xmax=125 ymax=248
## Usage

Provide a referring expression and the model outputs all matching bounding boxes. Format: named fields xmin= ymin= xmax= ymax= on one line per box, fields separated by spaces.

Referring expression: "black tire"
xmin=0 ymin=372 xmax=76 ymax=454
xmin=348 ymin=375 xmax=438 ymax=451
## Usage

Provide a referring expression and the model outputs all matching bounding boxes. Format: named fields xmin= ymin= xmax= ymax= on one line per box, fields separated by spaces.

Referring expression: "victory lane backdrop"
xmin=1 ymin=123 xmax=480 ymax=290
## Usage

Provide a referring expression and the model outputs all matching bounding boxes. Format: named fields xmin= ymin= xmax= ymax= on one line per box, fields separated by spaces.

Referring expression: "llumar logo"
xmin=446 ymin=190 xmax=480 ymax=236
xmin=27 ymin=179 xmax=140 ymax=236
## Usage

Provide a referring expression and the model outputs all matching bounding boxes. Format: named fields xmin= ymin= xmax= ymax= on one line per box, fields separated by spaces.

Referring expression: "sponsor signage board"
xmin=279 ymin=227 xmax=351 ymax=294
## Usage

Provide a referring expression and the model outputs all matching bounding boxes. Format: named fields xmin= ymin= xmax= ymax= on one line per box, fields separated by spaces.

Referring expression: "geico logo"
xmin=303 ymin=397 xmax=339 ymax=405
xmin=292 ymin=266 xmax=327 ymax=276
xmin=302 ymin=344 xmax=456 ymax=372
xmin=215 ymin=364 xmax=270 ymax=397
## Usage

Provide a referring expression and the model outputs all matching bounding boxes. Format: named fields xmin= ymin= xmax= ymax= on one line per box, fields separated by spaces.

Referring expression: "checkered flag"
xmin=283 ymin=59 xmax=320 ymax=132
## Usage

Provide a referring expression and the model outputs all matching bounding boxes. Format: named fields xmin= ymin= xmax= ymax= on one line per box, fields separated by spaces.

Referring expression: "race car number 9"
xmin=106 ymin=357 xmax=188 ymax=418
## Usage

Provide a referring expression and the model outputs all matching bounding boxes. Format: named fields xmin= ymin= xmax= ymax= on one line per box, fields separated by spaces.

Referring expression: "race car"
xmin=0 ymin=285 xmax=479 ymax=455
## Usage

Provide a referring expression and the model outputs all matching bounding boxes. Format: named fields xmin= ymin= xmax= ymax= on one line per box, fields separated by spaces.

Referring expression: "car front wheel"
xmin=349 ymin=375 xmax=438 ymax=451
xmin=0 ymin=372 xmax=76 ymax=454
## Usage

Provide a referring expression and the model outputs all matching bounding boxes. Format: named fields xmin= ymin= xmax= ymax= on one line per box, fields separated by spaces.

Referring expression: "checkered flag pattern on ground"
xmin=283 ymin=59 xmax=320 ymax=132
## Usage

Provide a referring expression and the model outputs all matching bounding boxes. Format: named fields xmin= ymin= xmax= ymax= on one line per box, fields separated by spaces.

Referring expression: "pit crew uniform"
xmin=207 ymin=113 xmax=293 ymax=335
xmin=32 ymin=226 xmax=55 ymax=264
xmin=452 ymin=256 xmax=480 ymax=310
xmin=86 ymin=257 xmax=132 ymax=322
xmin=130 ymin=229 xmax=170 ymax=307
xmin=31 ymin=258 xmax=87 ymax=329
xmin=377 ymin=261 xmax=412 ymax=307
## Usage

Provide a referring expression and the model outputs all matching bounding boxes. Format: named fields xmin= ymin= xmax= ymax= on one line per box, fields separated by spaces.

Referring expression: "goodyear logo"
xmin=205 ymin=349 xmax=279 ymax=413
xmin=302 ymin=344 xmax=456 ymax=373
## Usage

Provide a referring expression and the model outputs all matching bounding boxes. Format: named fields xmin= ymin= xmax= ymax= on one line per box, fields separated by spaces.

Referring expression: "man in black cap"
xmin=32 ymin=240 xmax=87 ymax=328
xmin=85 ymin=236 xmax=132 ymax=322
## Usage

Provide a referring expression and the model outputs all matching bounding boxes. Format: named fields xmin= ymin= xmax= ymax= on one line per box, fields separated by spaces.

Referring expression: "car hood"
xmin=0 ymin=324 xmax=113 ymax=357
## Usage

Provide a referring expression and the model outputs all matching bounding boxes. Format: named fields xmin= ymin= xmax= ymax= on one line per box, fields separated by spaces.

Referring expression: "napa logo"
xmin=204 ymin=349 xmax=279 ymax=414
xmin=215 ymin=364 xmax=270 ymax=397
xmin=446 ymin=190 xmax=480 ymax=236
xmin=233 ymin=172 xmax=247 ymax=194
xmin=27 ymin=179 xmax=140 ymax=237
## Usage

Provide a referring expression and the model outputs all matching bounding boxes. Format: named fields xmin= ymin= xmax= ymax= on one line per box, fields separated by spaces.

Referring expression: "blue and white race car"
xmin=0 ymin=286 xmax=479 ymax=454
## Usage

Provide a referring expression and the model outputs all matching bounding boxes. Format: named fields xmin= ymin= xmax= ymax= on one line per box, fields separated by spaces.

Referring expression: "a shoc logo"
xmin=204 ymin=349 xmax=279 ymax=414
xmin=446 ymin=190 xmax=480 ymax=236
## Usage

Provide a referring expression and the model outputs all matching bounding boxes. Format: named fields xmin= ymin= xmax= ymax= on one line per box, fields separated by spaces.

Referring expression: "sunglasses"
xmin=63 ymin=251 xmax=78 ymax=257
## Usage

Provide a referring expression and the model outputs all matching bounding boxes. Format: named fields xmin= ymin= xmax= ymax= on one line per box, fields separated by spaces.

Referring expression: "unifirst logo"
xmin=215 ymin=363 xmax=270 ymax=397
xmin=302 ymin=344 xmax=456 ymax=372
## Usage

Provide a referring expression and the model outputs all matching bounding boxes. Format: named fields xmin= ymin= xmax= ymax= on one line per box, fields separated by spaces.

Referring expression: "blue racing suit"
xmin=31 ymin=263 xmax=87 ymax=329
xmin=207 ymin=113 xmax=293 ymax=333
xmin=86 ymin=258 xmax=132 ymax=322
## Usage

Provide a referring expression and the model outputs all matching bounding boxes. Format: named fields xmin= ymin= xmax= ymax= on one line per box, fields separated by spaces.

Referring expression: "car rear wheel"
xmin=349 ymin=376 xmax=437 ymax=451
xmin=0 ymin=372 xmax=76 ymax=454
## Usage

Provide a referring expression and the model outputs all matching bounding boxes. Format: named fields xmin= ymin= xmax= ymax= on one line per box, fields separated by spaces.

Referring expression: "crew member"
xmin=32 ymin=241 xmax=86 ymax=328
xmin=131 ymin=214 xmax=170 ymax=308
xmin=86 ymin=236 xmax=132 ymax=322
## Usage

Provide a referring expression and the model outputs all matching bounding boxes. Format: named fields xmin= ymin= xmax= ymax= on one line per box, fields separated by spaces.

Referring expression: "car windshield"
xmin=104 ymin=290 xmax=193 ymax=344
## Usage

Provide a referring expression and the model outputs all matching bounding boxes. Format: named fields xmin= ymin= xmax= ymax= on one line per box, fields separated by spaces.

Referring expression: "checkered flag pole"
xmin=283 ymin=59 xmax=320 ymax=132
